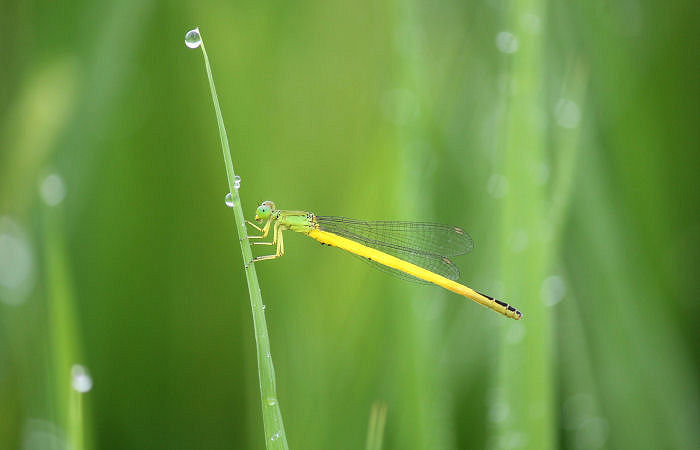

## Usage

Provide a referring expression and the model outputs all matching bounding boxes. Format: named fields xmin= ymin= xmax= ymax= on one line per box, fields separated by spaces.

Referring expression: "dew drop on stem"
xmin=184 ymin=28 xmax=202 ymax=49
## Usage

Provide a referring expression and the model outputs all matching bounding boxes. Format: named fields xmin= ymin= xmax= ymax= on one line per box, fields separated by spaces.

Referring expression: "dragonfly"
xmin=246 ymin=201 xmax=522 ymax=320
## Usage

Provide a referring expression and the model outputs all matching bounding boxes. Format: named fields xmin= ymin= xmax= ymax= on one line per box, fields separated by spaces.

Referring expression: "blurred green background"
xmin=1 ymin=1 xmax=698 ymax=449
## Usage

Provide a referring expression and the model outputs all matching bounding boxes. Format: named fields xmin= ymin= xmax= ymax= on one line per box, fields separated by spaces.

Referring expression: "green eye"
xmin=256 ymin=205 xmax=271 ymax=219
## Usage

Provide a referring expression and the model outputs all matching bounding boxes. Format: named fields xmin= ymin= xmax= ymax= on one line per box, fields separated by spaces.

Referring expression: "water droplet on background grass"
xmin=531 ymin=162 xmax=550 ymax=185
xmin=541 ymin=275 xmax=566 ymax=306
xmin=554 ymin=98 xmax=581 ymax=129
xmin=510 ymin=229 xmax=529 ymax=253
xmin=0 ymin=217 xmax=34 ymax=306
xmin=505 ymin=322 xmax=526 ymax=344
xmin=39 ymin=173 xmax=66 ymax=206
xmin=521 ymin=13 xmax=541 ymax=34
xmin=496 ymin=31 xmax=519 ymax=54
xmin=487 ymin=174 xmax=509 ymax=199
xmin=489 ymin=399 xmax=510 ymax=423
xmin=71 ymin=364 xmax=93 ymax=393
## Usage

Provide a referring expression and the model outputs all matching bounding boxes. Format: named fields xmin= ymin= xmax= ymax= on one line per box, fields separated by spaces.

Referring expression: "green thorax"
xmin=275 ymin=210 xmax=317 ymax=234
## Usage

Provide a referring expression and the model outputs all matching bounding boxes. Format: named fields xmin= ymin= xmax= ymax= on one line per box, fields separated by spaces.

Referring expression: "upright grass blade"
xmin=388 ymin=1 xmax=451 ymax=448
xmin=495 ymin=3 xmax=556 ymax=449
xmin=41 ymin=188 xmax=92 ymax=450
xmin=186 ymin=28 xmax=288 ymax=449
xmin=365 ymin=400 xmax=388 ymax=450
xmin=495 ymin=12 xmax=588 ymax=450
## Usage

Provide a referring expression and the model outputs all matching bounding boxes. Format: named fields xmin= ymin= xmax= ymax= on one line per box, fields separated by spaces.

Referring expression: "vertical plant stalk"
xmin=390 ymin=1 xmax=453 ymax=449
xmin=69 ymin=389 xmax=84 ymax=450
xmin=42 ymin=202 xmax=90 ymax=450
xmin=365 ymin=400 xmax=388 ymax=450
xmin=365 ymin=400 xmax=387 ymax=450
xmin=494 ymin=51 xmax=588 ymax=448
xmin=190 ymin=29 xmax=288 ymax=449
xmin=495 ymin=2 xmax=555 ymax=449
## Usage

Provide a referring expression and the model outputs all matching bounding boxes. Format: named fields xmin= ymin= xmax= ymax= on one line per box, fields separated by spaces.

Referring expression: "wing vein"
xmin=316 ymin=216 xmax=473 ymax=282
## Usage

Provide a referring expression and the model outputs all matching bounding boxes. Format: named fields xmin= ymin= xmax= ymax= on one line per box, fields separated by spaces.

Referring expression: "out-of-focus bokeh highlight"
xmin=1 ymin=1 xmax=697 ymax=449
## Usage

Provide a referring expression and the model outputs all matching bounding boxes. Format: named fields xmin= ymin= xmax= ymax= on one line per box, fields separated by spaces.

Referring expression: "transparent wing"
xmin=315 ymin=216 xmax=473 ymax=282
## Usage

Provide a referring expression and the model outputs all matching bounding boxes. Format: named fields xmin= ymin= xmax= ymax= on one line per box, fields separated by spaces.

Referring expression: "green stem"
xmin=194 ymin=30 xmax=288 ymax=450
xmin=496 ymin=3 xmax=555 ymax=450
xmin=70 ymin=389 xmax=84 ymax=450
xmin=43 ymin=204 xmax=84 ymax=449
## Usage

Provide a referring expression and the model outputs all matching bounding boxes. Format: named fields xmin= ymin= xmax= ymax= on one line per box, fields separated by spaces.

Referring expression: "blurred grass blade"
xmin=41 ymin=191 xmax=92 ymax=450
xmin=548 ymin=57 xmax=589 ymax=242
xmin=365 ymin=400 xmax=388 ymax=450
xmin=496 ymin=3 xmax=556 ymax=449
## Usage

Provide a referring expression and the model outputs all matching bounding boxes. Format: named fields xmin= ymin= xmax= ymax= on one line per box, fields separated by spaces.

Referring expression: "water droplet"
xmin=270 ymin=431 xmax=280 ymax=442
xmin=224 ymin=193 xmax=234 ymax=207
xmin=554 ymin=98 xmax=581 ymax=129
xmin=502 ymin=430 xmax=527 ymax=449
xmin=489 ymin=399 xmax=510 ymax=423
xmin=496 ymin=72 xmax=514 ymax=95
xmin=184 ymin=28 xmax=202 ymax=49
xmin=496 ymin=31 xmax=519 ymax=54
xmin=491 ymin=280 xmax=506 ymax=299
xmin=563 ymin=393 xmax=595 ymax=430
xmin=265 ymin=352 xmax=271 ymax=359
xmin=531 ymin=162 xmax=550 ymax=185
xmin=71 ymin=364 xmax=93 ymax=393
xmin=487 ymin=174 xmax=509 ymax=199
xmin=411 ymin=295 xmax=445 ymax=321
xmin=541 ymin=275 xmax=566 ymax=306
xmin=234 ymin=175 xmax=241 ymax=190
xmin=574 ymin=417 xmax=609 ymax=449
xmin=22 ymin=419 xmax=68 ymax=450
xmin=266 ymin=397 xmax=277 ymax=406
xmin=505 ymin=322 xmax=526 ymax=344
xmin=39 ymin=174 xmax=66 ymax=206
xmin=0 ymin=217 xmax=34 ymax=306
xmin=262 ymin=304 xmax=266 ymax=311
xmin=615 ymin=0 xmax=644 ymax=37
xmin=510 ymin=229 xmax=529 ymax=253
xmin=521 ymin=13 xmax=541 ymax=34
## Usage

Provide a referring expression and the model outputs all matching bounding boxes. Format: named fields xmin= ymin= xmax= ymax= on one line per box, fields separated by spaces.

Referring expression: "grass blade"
xmin=187 ymin=28 xmax=288 ymax=449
